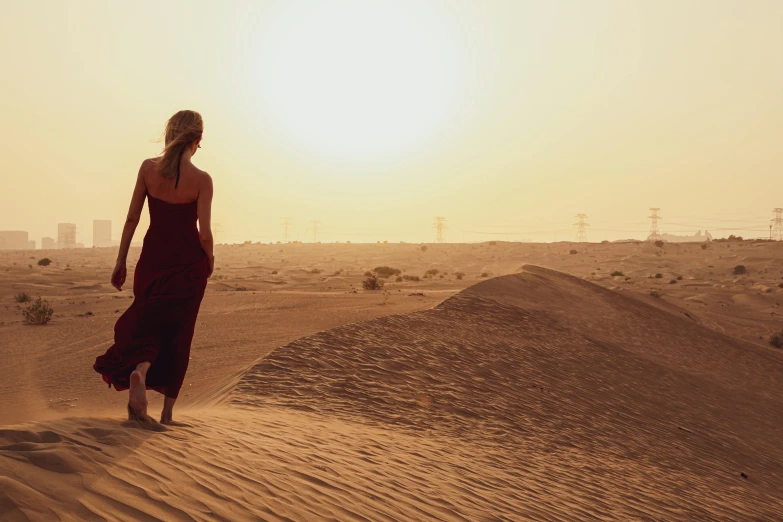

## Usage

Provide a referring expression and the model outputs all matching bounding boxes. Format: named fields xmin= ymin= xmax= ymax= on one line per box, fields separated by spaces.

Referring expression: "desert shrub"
xmin=569 ymin=249 xmax=578 ymax=254
xmin=601 ymin=240 xmax=610 ymax=244
xmin=480 ymin=272 xmax=490 ymax=278
xmin=14 ymin=292 xmax=31 ymax=303
xmin=654 ymin=273 xmax=663 ymax=279
xmin=610 ymin=271 xmax=624 ymax=277
xmin=420 ymin=245 xmax=428 ymax=252
xmin=271 ymin=270 xmax=278 ymax=275
xmin=700 ymin=244 xmax=708 ymax=250
xmin=669 ymin=279 xmax=677 ymax=284
xmin=778 ymin=283 xmax=783 ymax=289
xmin=363 ymin=271 xmax=373 ymax=277
xmin=733 ymin=265 xmax=747 ymax=275
xmin=309 ymin=268 xmax=322 ymax=274
xmin=19 ymin=297 xmax=54 ymax=325
xmin=373 ymin=266 xmax=401 ymax=278
xmin=362 ymin=275 xmax=384 ymax=290
xmin=649 ymin=290 xmax=662 ymax=298
xmin=395 ymin=276 xmax=402 ymax=282
xmin=454 ymin=271 xmax=465 ymax=280
xmin=677 ymin=275 xmax=683 ymax=280
xmin=37 ymin=258 xmax=52 ymax=266
xmin=770 ymin=331 xmax=783 ymax=348
xmin=425 ymin=269 xmax=439 ymax=276
xmin=402 ymin=275 xmax=420 ymax=282
xmin=654 ymin=240 xmax=664 ymax=248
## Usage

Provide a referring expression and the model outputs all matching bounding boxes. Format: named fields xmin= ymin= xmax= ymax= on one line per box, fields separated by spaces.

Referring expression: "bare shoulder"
xmin=197 ymin=169 xmax=213 ymax=191
xmin=139 ymin=158 xmax=158 ymax=179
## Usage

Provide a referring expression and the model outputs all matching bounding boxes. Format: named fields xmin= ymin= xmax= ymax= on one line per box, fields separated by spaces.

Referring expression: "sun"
xmin=257 ymin=1 xmax=463 ymax=161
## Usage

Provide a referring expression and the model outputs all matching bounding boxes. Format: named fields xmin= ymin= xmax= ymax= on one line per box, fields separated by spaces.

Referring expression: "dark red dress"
xmin=94 ymin=193 xmax=209 ymax=399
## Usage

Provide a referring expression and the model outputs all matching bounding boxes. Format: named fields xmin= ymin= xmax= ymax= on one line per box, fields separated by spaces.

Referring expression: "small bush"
xmin=770 ymin=331 xmax=783 ymax=348
xmin=733 ymin=265 xmax=747 ymax=275
xmin=420 ymin=245 xmax=428 ymax=252
xmin=654 ymin=240 xmax=664 ymax=248
xmin=309 ymin=268 xmax=322 ymax=274
xmin=363 ymin=271 xmax=373 ymax=277
xmin=454 ymin=271 xmax=465 ymax=280
xmin=362 ymin=275 xmax=384 ymax=290
xmin=402 ymin=275 xmax=420 ymax=282
xmin=649 ymin=290 xmax=662 ymax=298
xmin=19 ymin=297 xmax=54 ymax=325
xmin=610 ymin=271 xmax=624 ymax=277
xmin=14 ymin=292 xmax=31 ymax=303
xmin=569 ymin=249 xmax=578 ymax=255
xmin=654 ymin=273 xmax=663 ymax=279
xmin=425 ymin=269 xmax=439 ymax=276
xmin=700 ymin=244 xmax=708 ymax=250
xmin=480 ymin=272 xmax=490 ymax=278
xmin=677 ymin=275 xmax=683 ymax=280
xmin=778 ymin=283 xmax=783 ymax=289
xmin=271 ymin=270 xmax=278 ymax=275
xmin=669 ymin=279 xmax=677 ymax=284
xmin=37 ymin=258 xmax=52 ymax=266
xmin=395 ymin=276 xmax=402 ymax=282
xmin=373 ymin=266 xmax=401 ymax=278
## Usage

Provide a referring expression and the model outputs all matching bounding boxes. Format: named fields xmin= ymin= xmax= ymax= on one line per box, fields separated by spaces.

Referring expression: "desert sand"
xmin=1 ymin=240 xmax=783 ymax=520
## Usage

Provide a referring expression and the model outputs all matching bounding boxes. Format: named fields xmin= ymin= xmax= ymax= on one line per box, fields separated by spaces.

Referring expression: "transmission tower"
xmin=309 ymin=220 xmax=321 ymax=243
xmin=281 ymin=217 xmax=292 ymax=242
xmin=574 ymin=214 xmax=589 ymax=242
xmin=433 ymin=217 xmax=447 ymax=243
xmin=647 ymin=208 xmax=662 ymax=242
xmin=772 ymin=208 xmax=783 ymax=241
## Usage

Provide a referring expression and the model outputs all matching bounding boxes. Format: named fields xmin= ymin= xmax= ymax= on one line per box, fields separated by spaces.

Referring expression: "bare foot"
xmin=128 ymin=369 xmax=148 ymax=418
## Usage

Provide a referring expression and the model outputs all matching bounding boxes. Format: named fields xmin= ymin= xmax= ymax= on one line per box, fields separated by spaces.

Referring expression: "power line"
xmin=433 ymin=217 xmax=447 ymax=243
xmin=280 ymin=217 xmax=292 ymax=242
xmin=772 ymin=208 xmax=783 ymax=241
xmin=647 ymin=208 xmax=662 ymax=242
xmin=309 ymin=220 xmax=321 ymax=243
xmin=574 ymin=214 xmax=589 ymax=242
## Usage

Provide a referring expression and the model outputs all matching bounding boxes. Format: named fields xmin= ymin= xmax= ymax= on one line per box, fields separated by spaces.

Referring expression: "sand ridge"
xmin=2 ymin=264 xmax=782 ymax=520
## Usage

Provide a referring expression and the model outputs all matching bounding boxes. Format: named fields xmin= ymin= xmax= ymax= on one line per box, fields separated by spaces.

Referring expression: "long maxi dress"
xmin=94 ymin=192 xmax=209 ymax=399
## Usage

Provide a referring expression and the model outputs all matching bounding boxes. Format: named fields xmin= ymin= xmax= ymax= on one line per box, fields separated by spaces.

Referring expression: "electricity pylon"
xmin=281 ymin=217 xmax=292 ymax=242
xmin=648 ymin=208 xmax=662 ymax=242
xmin=574 ymin=214 xmax=589 ymax=242
xmin=433 ymin=217 xmax=447 ymax=243
xmin=309 ymin=220 xmax=321 ymax=242
xmin=772 ymin=208 xmax=783 ymax=241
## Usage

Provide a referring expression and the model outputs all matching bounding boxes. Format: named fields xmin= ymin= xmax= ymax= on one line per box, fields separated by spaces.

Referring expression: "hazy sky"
xmin=1 ymin=0 xmax=782 ymax=244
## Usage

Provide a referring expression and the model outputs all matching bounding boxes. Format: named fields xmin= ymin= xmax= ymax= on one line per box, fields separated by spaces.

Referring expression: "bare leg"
xmin=128 ymin=361 xmax=151 ymax=418
xmin=160 ymin=396 xmax=176 ymax=424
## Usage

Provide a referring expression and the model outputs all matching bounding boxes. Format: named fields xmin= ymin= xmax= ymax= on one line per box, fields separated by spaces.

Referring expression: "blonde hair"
xmin=157 ymin=110 xmax=203 ymax=184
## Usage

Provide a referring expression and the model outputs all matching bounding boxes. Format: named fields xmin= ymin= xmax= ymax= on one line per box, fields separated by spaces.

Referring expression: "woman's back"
xmin=140 ymin=160 xmax=209 ymax=270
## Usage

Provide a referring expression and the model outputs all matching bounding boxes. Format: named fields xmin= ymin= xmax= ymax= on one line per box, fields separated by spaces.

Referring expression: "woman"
xmin=94 ymin=110 xmax=214 ymax=426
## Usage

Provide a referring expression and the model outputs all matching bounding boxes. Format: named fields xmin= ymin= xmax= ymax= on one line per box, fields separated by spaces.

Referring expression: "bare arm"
xmin=111 ymin=161 xmax=148 ymax=290
xmin=197 ymin=174 xmax=214 ymax=275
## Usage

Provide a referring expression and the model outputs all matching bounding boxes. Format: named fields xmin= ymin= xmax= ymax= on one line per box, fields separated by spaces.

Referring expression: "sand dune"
xmin=3 ymin=264 xmax=783 ymax=520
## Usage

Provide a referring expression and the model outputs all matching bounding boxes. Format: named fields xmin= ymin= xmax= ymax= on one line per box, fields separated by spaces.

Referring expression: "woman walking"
xmin=94 ymin=110 xmax=214 ymax=425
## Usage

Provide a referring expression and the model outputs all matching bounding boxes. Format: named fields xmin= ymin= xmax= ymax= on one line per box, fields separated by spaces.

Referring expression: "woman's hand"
xmin=111 ymin=263 xmax=127 ymax=291
xmin=207 ymin=256 xmax=215 ymax=278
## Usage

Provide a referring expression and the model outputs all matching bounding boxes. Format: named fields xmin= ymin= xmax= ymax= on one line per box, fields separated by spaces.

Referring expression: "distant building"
xmin=660 ymin=230 xmax=713 ymax=243
xmin=41 ymin=237 xmax=55 ymax=250
xmin=93 ymin=220 xmax=112 ymax=247
xmin=0 ymin=231 xmax=29 ymax=250
xmin=58 ymin=223 xmax=77 ymax=248
xmin=28 ymin=240 xmax=36 ymax=250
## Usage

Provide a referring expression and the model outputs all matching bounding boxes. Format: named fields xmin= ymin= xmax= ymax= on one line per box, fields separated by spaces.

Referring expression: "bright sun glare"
xmin=258 ymin=1 xmax=462 ymax=161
